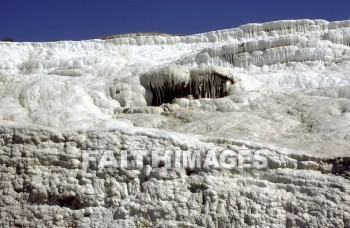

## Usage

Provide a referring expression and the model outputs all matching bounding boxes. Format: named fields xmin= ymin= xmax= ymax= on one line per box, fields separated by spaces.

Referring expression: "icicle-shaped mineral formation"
xmin=140 ymin=66 xmax=234 ymax=105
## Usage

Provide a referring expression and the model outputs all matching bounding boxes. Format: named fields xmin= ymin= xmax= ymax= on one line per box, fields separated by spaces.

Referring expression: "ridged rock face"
xmin=0 ymin=19 xmax=350 ymax=227
xmin=0 ymin=126 xmax=349 ymax=227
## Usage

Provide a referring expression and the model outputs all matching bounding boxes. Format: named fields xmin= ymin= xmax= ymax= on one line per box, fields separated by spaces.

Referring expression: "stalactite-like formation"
xmin=141 ymin=66 xmax=234 ymax=106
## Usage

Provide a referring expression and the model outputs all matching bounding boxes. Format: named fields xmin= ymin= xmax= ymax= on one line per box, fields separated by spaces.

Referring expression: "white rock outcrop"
xmin=0 ymin=19 xmax=349 ymax=227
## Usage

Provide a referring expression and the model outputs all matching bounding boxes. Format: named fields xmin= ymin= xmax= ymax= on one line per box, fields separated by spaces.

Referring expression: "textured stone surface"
xmin=0 ymin=126 xmax=349 ymax=227
xmin=1 ymin=19 xmax=350 ymax=227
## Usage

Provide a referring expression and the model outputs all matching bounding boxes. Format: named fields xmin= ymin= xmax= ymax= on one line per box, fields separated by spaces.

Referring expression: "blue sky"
xmin=1 ymin=0 xmax=349 ymax=42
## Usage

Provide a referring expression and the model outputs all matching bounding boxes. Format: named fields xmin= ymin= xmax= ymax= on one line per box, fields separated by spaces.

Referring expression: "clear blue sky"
xmin=1 ymin=0 xmax=349 ymax=42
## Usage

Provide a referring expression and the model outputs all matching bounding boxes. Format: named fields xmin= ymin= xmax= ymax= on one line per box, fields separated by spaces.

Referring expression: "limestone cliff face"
xmin=1 ymin=126 xmax=349 ymax=227
xmin=0 ymin=19 xmax=350 ymax=227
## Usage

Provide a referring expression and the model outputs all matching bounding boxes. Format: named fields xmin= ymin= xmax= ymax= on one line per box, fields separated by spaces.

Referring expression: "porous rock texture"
xmin=0 ymin=19 xmax=350 ymax=227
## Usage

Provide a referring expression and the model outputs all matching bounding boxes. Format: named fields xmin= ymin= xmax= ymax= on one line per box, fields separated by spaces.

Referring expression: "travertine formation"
xmin=0 ymin=19 xmax=350 ymax=227
xmin=0 ymin=126 xmax=349 ymax=227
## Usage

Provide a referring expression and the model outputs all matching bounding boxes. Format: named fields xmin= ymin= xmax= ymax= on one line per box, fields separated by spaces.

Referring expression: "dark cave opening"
xmin=146 ymin=72 xmax=234 ymax=106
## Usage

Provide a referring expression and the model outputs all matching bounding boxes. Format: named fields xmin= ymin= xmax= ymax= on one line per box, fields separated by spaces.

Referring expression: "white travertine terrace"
xmin=0 ymin=20 xmax=349 ymax=227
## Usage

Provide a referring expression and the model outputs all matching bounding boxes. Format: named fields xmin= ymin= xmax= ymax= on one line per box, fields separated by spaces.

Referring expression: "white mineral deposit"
xmin=0 ymin=19 xmax=349 ymax=227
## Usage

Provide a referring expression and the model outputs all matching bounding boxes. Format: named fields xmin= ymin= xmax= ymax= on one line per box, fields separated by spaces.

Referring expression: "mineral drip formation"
xmin=140 ymin=66 xmax=234 ymax=106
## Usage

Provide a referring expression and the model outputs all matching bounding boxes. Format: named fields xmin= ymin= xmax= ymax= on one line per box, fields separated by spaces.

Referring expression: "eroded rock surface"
xmin=0 ymin=126 xmax=349 ymax=227
xmin=1 ymin=19 xmax=350 ymax=227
